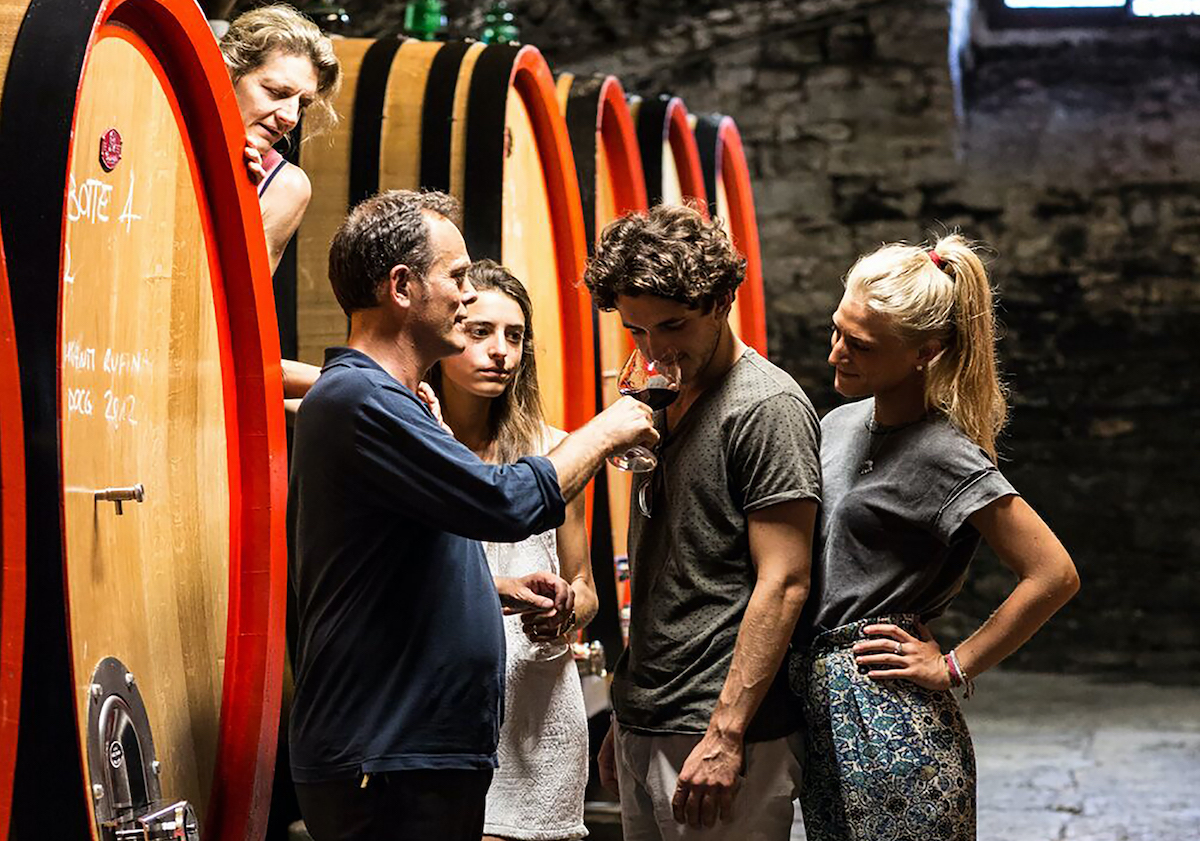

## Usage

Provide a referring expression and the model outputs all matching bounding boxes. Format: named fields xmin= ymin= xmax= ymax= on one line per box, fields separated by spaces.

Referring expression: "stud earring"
xmin=916 ymin=364 xmax=925 ymax=372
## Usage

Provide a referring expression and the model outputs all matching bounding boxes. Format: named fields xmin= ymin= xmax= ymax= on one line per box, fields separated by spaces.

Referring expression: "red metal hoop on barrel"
xmin=696 ymin=114 xmax=768 ymax=355
xmin=0 ymin=242 xmax=25 ymax=841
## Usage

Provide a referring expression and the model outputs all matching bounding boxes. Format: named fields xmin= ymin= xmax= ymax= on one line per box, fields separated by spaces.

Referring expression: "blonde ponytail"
xmin=845 ymin=234 xmax=1008 ymax=460
xmin=926 ymin=235 xmax=1007 ymax=461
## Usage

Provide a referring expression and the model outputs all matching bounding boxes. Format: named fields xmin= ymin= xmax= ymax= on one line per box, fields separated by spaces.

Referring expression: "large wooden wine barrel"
xmin=631 ymin=93 xmax=708 ymax=215
xmin=695 ymin=113 xmax=768 ymax=354
xmin=0 ymin=1 xmax=287 ymax=839
xmin=0 ymin=245 xmax=24 ymax=841
xmin=558 ymin=72 xmax=647 ymax=655
xmin=295 ymin=39 xmax=594 ymax=432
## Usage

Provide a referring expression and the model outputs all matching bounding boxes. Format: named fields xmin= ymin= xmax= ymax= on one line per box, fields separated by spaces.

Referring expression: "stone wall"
xmin=321 ymin=0 xmax=1200 ymax=678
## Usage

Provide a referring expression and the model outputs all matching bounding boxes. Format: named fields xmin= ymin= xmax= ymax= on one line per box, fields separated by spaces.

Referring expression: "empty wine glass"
xmin=608 ymin=348 xmax=681 ymax=473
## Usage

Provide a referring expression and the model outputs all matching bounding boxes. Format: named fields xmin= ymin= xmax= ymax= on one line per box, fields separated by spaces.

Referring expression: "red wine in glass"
xmin=609 ymin=349 xmax=680 ymax=472
xmin=625 ymin=386 xmax=678 ymax=411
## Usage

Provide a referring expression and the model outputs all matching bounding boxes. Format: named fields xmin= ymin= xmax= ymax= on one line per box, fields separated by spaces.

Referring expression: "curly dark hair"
xmin=583 ymin=203 xmax=746 ymax=313
xmin=328 ymin=189 xmax=462 ymax=315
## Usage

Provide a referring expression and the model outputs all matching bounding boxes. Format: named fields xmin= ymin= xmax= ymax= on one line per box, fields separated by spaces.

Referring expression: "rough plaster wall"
xmin=329 ymin=0 xmax=1199 ymax=677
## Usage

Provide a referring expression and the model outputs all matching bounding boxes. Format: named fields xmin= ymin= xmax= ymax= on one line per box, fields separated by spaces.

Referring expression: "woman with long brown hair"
xmin=791 ymin=234 xmax=1081 ymax=841
xmin=429 ymin=260 xmax=594 ymax=841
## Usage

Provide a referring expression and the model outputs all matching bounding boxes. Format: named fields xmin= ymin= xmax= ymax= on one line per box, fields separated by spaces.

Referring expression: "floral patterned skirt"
xmin=789 ymin=614 xmax=977 ymax=841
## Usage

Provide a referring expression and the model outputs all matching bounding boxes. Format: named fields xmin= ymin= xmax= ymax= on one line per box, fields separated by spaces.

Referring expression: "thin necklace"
xmin=858 ymin=413 xmax=928 ymax=475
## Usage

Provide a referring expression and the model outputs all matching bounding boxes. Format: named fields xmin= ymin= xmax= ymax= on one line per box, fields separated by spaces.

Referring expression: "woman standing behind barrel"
xmin=792 ymin=235 xmax=1080 ymax=841
xmin=220 ymin=4 xmax=340 ymax=396
xmin=429 ymin=260 xmax=593 ymax=841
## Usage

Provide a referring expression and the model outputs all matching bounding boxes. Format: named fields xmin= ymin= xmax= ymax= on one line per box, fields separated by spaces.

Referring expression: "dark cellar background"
xmin=220 ymin=0 xmax=1200 ymax=681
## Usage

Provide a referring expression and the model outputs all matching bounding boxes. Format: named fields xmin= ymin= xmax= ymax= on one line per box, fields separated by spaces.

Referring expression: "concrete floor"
xmin=954 ymin=671 xmax=1200 ymax=841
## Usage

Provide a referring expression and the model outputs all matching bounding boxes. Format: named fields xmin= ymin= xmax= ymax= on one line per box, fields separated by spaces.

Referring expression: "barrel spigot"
xmin=95 ymin=483 xmax=144 ymax=515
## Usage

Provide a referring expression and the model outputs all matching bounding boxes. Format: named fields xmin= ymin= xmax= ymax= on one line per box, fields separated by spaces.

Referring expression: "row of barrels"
xmin=0 ymin=6 xmax=767 ymax=841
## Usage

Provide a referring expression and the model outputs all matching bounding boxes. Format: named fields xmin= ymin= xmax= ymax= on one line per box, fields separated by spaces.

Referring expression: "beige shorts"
xmin=613 ymin=720 xmax=802 ymax=841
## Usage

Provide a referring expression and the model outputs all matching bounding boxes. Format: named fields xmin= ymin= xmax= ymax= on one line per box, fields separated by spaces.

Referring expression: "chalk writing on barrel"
xmin=64 ymin=342 xmax=151 ymax=428
xmin=64 ymin=339 xmax=96 ymax=371
xmin=103 ymin=390 xmax=137 ymax=429
xmin=119 ymin=171 xmax=141 ymax=232
xmin=66 ymin=170 xmax=139 ymax=230
xmin=67 ymin=173 xmax=113 ymax=224
xmin=67 ymin=388 xmax=94 ymax=417
xmin=102 ymin=348 xmax=152 ymax=377
xmin=64 ymin=242 xmax=76 ymax=285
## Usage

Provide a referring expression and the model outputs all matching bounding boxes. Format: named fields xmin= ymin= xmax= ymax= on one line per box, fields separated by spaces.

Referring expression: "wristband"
xmin=948 ymin=649 xmax=975 ymax=700
xmin=944 ymin=652 xmax=963 ymax=688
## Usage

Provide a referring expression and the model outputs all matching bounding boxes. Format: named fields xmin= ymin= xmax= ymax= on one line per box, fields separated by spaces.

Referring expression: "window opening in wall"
xmin=988 ymin=0 xmax=1200 ymax=24
xmin=1129 ymin=0 xmax=1200 ymax=15
xmin=1005 ymin=0 xmax=1122 ymax=7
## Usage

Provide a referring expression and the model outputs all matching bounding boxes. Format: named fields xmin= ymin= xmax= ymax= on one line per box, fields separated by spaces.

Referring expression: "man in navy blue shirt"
xmin=289 ymin=190 xmax=656 ymax=841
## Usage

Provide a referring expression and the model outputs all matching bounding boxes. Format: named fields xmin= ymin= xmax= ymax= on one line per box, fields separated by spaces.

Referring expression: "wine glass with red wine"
xmin=608 ymin=348 xmax=681 ymax=472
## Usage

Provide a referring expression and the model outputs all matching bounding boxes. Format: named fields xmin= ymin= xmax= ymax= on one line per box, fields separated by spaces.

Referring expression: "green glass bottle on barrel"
xmin=480 ymin=1 xmax=519 ymax=44
xmin=403 ymin=0 xmax=446 ymax=41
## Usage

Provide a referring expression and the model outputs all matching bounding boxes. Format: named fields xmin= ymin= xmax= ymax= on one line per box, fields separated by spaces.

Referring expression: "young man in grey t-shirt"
xmin=585 ymin=204 xmax=821 ymax=840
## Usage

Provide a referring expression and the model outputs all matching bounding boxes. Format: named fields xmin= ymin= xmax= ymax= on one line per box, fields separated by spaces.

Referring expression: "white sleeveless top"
xmin=481 ymin=428 xmax=588 ymax=840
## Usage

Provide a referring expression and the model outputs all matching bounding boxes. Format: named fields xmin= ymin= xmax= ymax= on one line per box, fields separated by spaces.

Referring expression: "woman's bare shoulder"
xmin=264 ymin=162 xmax=312 ymax=211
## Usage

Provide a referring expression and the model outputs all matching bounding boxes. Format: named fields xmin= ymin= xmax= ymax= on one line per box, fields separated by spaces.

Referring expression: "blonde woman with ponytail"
xmin=790 ymin=235 xmax=1080 ymax=841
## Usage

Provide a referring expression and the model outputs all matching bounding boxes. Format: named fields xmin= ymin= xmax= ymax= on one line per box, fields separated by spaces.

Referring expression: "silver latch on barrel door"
xmin=86 ymin=657 xmax=200 ymax=841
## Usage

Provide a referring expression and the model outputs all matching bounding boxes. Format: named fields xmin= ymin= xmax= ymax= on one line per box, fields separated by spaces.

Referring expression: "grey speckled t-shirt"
xmin=797 ymin=397 xmax=1018 ymax=641
xmin=611 ymin=349 xmax=821 ymax=742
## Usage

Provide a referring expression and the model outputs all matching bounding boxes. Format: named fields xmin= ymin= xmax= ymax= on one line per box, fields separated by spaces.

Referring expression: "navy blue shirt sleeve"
xmin=353 ymin=379 xmax=566 ymax=542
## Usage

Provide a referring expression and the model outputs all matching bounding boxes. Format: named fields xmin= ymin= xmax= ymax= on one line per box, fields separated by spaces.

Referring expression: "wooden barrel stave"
xmin=378 ymin=40 xmax=443 ymax=192
xmin=632 ymin=94 xmax=708 ymax=216
xmin=695 ymin=113 xmax=768 ymax=355
xmin=0 ymin=0 xmax=286 ymax=838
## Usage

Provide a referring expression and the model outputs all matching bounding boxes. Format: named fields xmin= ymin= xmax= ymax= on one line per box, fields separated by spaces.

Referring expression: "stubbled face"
xmin=408 ymin=213 xmax=475 ymax=358
xmin=232 ymin=50 xmax=318 ymax=153
xmin=828 ymin=292 xmax=924 ymax=399
xmin=615 ymin=293 xmax=727 ymax=387
xmin=440 ymin=290 xmax=526 ymax=399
